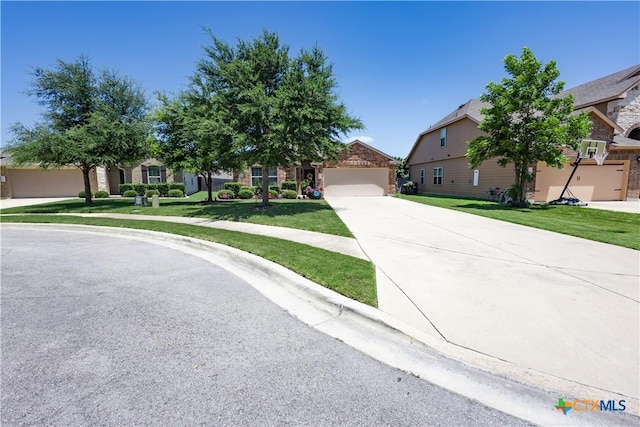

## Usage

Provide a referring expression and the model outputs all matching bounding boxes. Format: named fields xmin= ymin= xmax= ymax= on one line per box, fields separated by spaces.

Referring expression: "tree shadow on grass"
xmin=182 ymin=200 xmax=334 ymax=221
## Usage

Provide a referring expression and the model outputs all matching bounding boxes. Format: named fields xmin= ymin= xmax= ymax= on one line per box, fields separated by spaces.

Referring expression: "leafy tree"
xmin=152 ymin=90 xmax=243 ymax=203
xmin=197 ymin=30 xmax=363 ymax=206
xmin=466 ymin=48 xmax=591 ymax=206
xmin=395 ymin=156 xmax=409 ymax=179
xmin=7 ymin=56 xmax=150 ymax=205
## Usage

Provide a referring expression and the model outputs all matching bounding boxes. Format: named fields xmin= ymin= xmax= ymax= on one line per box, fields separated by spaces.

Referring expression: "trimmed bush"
xmin=268 ymin=189 xmax=279 ymax=199
xmin=133 ymin=183 xmax=146 ymax=196
xmin=123 ymin=190 xmax=138 ymax=197
xmin=146 ymin=183 xmax=158 ymax=191
xmin=145 ymin=189 xmax=160 ymax=197
xmin=119 ymin=184 xmax=133 ymax=194
xmin=217 ymin=189 xmax=233 ymax=199
xmin=282 ymin=189 xmax=297 ymax=199
xmin=169 ymin=182 xmax=186 ymax=193
xmin=269 ymin=185 xmax=280 ymax=194
xmin=238 ymin=189 xmax=254 ymax=199
xmin=252 ymin=186 xmax=262 ymax=195
xmin=94 ymin=190 xmax=109 ymax=199
xmin=224 ymin=182 xmax=243 ymax=197
xmin=281 ymin=181 xmax=297 ymax=191
xmin=168 ymin=189 xmax=184 ymax=198
xmin=156 ymin=182 xmax=169 ymax=197
xmin=78 ymin=191 xmax=86 ymax=198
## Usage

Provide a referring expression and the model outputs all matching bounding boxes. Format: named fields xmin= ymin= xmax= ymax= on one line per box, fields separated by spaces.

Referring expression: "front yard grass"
xmin=0 ymin=215 xmax=376 ymax=306
xmin=397 ymin=194 xmax=639 ymax=250
xmin=0 ymin=191 xmax=352 ymax=237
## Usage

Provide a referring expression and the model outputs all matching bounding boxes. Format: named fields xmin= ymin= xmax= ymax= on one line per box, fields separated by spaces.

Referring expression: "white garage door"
xmin=9 ymin=168 xmax=84 ymax=198
xmin=323 ymin=168 xmax=388 ymax=197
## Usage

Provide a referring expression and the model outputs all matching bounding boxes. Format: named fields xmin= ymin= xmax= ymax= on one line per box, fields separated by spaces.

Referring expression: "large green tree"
xmin=466 ymin=48 xmax=591 ymax=206
xmin=152 ymin=90 xmax=243 ymax=203
xmin=7 ymin=56 xmax=151 ymax=205
xmin=197 ymin=30 xmax=363 ymax=206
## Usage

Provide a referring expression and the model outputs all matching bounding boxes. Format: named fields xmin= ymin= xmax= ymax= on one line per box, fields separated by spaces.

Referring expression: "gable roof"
xmin=406 ymin=99 xmax=488 ymax=162
xmin=347 ymin=139 xmax=397 ymax=163
xmin=558 ymin=64 xmax=640 ymax=109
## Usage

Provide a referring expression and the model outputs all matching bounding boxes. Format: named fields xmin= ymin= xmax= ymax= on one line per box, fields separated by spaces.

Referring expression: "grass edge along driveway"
xmin=397 ymin=194 xmax=639 ymax=251
xmin=0 ymin=215 xmax=376 ymax=307
xmin=0 ymin=192 xmax=353 ymax=238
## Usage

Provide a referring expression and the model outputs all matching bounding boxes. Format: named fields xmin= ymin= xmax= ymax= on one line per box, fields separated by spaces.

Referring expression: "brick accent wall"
xmin=0 ymin=166 xmax=9 ymax=198
xmin=319 ymin=141 xmax=396 ymax=194
xmin=589 ymin=114 xmax=614 ymax=141
xmin=609 ymin=149 xmax=640 ymax=199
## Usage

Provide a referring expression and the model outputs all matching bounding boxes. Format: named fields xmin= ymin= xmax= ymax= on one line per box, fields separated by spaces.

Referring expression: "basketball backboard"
xmin=578 ymin=139 xmax=607 ymax=159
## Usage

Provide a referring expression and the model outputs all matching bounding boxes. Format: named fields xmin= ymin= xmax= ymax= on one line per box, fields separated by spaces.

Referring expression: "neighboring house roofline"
xmin=557 ymin=64 xmax=640 ymax=109
xmin=347 ymin=139 xmax=397 ymax=164
xmin=406 ymin=99 xmax=486 ymax=163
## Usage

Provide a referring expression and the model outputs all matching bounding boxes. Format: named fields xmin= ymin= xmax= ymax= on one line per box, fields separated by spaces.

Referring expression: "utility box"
xmin=152 ymin=194 xmax=160 ymax=208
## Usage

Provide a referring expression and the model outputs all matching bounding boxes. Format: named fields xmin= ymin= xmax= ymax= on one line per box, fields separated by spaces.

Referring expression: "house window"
xmin=440 ymin=128 xmax=446 ymax=148
xmin=433 ymin=167 xmax=443 ymax=185
xmin=251 ymin=166 xmax=278 ymax=186
xmin=420 ymin=168 xmax=425 ymax=185
xmin=147 ymin=166 xmax=161 ymax=183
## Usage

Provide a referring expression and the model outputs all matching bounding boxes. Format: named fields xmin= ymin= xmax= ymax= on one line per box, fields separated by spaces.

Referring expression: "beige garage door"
xmin=9 ymin=168 xmax=84 ymax=198
xmin=323 ymin=168 xmax=388 ymax=197
xmin=535 ymin=162 xmax=626 ymax=202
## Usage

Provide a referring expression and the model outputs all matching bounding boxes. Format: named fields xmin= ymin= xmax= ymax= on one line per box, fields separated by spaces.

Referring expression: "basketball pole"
xmin=550 ymin=156 xmax=582 ymax=205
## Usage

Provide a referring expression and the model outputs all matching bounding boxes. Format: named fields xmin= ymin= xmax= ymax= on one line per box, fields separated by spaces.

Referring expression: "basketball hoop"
xmin=593 ymin=151 xmax=608 ymax=166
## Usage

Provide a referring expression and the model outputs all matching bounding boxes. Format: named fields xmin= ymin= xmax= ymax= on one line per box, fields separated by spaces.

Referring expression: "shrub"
xmin=224 ymin=182 xmax=243 ymax=197
xmin=281 ymin=181 xmax=297 ymax=191
xmin=78 ymin=191 xmax=86 ymax=198
xmin=217 ymin=189 xmax=233 ymax=199
xmin=156 ymin=182 xmax=169 ymax=197
xmin=282 ymin=189 xmax=297 ymax=199
xmin=123 ymin=190 xmax=138 ymax=197
xmin=133 ymin=183 xmax=146 ymax=196
xmin=94 ymin=190 xmax=109 ymax=199
xmin=268 ymin=189 xmax=279 ymax=199
xmin=145 ymin=189 xmax=160 ymax=197
xmin=119 ymin=184 xmax=133 ymax=194
xmin=252 ymin=186 xmax=262 ymax=195
xmin=146 ymin=183 xmax=158 ymax=191
xmin=300 ymin=179 xmax=310 ymax=191
xmin=168 ymin=189 xmax=184 ymax=198
xmin=238 ymin=189 xmax=254 ymax=199
xmin=169 ymin=182 xmax=186 ymax=194
xmin=269 ymin=185 xmax=280 ymax=194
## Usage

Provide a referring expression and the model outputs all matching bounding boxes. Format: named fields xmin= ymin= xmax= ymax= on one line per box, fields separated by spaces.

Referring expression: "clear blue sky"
xmin=2 ymin=1 xmax=639 ymax=158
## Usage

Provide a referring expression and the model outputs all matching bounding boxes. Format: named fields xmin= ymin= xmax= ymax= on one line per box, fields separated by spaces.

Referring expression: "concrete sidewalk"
xmin=326 ymin=196 xmax=639 ymax=402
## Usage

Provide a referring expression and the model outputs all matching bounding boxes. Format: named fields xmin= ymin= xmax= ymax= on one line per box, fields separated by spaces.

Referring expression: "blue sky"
xmin=2 ymin=1 xmax=639 ymax=158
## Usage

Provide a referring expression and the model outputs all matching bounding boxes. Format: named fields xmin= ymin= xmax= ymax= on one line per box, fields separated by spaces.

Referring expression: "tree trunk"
xmin=82 ymin=165 xmax=93 ymax=206
xmin=206 ymin=172 xmax=213 ymax=202
xmin=261 ymin=166 xmax=270 ymax=207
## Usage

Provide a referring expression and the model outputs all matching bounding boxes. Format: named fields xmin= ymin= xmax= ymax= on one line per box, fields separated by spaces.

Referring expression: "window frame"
xmin=147 ymin=165 xmax=161 ymax=183
xmin=419 ymin=168 xmax=425 ymax=185
xmin=433 ymin=167 xmax=443 ymax=185
xmin=440 ymin=128 xmax=446 ymax=148
xmin=251 ymin=166 xmax=278 ymax=187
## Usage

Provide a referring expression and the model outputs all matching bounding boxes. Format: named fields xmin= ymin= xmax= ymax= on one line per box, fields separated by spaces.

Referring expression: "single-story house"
xmin=234 ymin=140 xmax=397 ymax=197
xmin=406 ymin=64 xmax=640 ymax=202
xmin=0 ymin=156 xmax=208 ymax=198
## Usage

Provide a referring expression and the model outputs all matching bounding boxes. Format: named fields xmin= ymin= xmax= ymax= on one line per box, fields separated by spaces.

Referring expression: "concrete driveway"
xmin=0 ymin=197 xmax=75 ymax=209
xmin=326 ymin=196 xmax=639 ymax=400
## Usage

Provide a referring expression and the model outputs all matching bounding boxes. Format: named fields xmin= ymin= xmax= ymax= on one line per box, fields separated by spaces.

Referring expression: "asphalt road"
xmin=1 ymin=228 xmax=529 ymax=426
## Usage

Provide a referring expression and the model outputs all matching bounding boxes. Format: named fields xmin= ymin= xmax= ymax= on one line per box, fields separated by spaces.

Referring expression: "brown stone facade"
xmin=234 ymin=140 xmax=396 ymax=195
xmin=319 ymin=141 xmax=396 ymax=195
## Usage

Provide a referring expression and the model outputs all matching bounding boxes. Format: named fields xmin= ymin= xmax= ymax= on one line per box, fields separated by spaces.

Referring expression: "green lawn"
xmin=0 ymin=215 xmax=376 ymax=306
xmin=397 ymin=194 xmax=640 ymax=250
xmin=0 ymin=191 xmax=352 ymax=237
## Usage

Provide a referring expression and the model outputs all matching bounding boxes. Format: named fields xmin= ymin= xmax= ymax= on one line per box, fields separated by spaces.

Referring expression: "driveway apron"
xmin=326 ymin=196 xmax=639 ymax=399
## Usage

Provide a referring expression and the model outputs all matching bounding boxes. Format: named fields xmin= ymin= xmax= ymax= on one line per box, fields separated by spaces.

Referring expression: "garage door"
xmin=535 ymin=162 xmax=626 ymax=202
xmin=9 ymin=168 xmax=84 ymax=198
xmin=323 ymin=168 xmax=388 ymax=197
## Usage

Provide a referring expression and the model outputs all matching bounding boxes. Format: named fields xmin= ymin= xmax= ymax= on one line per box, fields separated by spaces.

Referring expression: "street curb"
xmin=2 ymin=223 xmax=638 ymax=425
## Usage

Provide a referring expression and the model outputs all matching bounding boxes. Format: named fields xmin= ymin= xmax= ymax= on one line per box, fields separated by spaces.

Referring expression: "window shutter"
xmin=141 ymin=165 xmax=148 ymax=184
xmin=160 ymin=166 xmax=167 ymax=182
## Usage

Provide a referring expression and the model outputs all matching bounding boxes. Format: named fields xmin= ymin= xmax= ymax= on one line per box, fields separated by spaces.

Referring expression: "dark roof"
xmin=558 ymin=64 xmax=640 ymax=109
xmin=428 ymin=99 xmax=489 ymax=130
xmin=612 ymin=134 xmax=640 ymax=147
